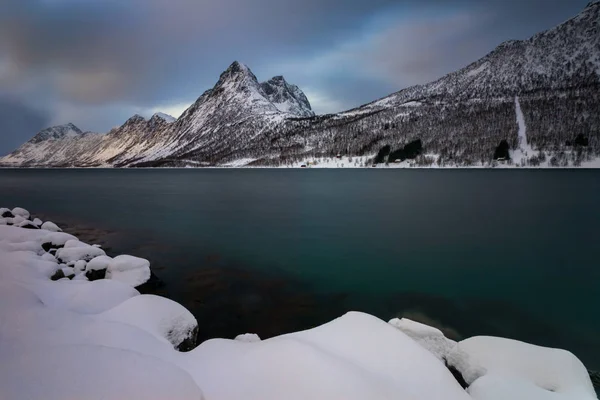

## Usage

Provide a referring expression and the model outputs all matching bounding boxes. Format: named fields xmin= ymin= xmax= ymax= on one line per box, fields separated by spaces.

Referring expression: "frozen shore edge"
xmin=0 ymin=206 xmax=598 ymax=400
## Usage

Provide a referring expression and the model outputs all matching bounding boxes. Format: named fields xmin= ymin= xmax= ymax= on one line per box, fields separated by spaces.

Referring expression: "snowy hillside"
xmin=1 ymin=207 xmax=598 ymax=399
xmin=1 ymin=2 xmax=599 ymax=168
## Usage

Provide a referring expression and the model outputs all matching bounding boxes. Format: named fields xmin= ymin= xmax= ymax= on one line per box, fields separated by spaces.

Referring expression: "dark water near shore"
xmin=1 ymin=169 xmax=599 ymax=368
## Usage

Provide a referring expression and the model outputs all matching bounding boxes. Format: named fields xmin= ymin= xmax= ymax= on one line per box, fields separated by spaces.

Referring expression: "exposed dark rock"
xmin=1 ymin=211 xmax=14 ymax=218
xmin=445 ymin=359 xmax=469 ymax=390
xmin=589 ymin=370 xmax=600 ymax=392
xmin=50 ymin=270 xmax=65 ymax=281
xmin=176 ymin=325 xmax=199 ymax=352
xmin=42 ymin=242 xmax=64 ymax=252
xmin=493 ymin=140 xmax=511 ymax=160
xmin=20 ymin=222 xmax=40 ymax=230
xmin=85 ymin=268 xmax=107 ymax=281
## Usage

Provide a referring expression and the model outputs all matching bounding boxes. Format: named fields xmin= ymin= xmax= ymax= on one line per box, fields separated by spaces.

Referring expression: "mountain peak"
xmin=151 ymin=112 xmax=176 ymax=123
xmin=125 ymin=114 xmax=147 ymax=125
xmin=28 ymin=123 xmax=83 ymax=144
xmin=260 ymin=76 xmax=314 ymax=117
xmin=585 ymin=1 xmax=599 ymax=9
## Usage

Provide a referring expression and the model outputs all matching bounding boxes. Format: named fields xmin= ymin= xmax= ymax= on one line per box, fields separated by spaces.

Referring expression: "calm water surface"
xmin=1 ymin=169 xmax=599 ymax=368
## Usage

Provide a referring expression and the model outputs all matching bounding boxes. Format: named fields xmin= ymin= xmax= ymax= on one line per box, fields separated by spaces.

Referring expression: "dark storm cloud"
xmin=0 ymin=0 xmax=591 ymax=152
xmin=0 ymin=97 xmax=50 ymax=156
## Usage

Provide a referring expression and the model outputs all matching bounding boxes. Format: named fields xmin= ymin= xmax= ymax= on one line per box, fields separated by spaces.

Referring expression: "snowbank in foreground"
xmin=0 ymin=207 xmax=597 ymax=400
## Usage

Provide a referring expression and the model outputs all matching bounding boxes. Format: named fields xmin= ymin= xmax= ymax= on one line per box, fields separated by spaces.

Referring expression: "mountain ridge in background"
xmin=1 ymin=2 xmax=599 ymax=168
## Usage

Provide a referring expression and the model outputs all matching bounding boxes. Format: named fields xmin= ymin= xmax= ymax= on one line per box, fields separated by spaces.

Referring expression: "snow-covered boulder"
xmin=16 ymin=220 xmax=40 ymax=229
xmin=41 ymin=221 xmax=62 ymax=232
xmin=85 ymin=255 xmax=112 ymax=280
xmin=106 ymin=255 xmax=151 ymax=287
xmin=41 ymin=253 xmax=57 ymax=263
xmin=0 ymin=218 xmax=7 ymax=225
xmin=64 ymin=239 xmax=91 ymax=248
xmin=56 ymin=243 xmax=106 ymax=263
xmin=99 ymin=295 xmax=198 ymax=351
xmin=0 ymin=208 xmax=14 ymax=218
xmin=389 ymin=318 xmax=457 ymax=361
xmin=11 ymin=207 xmax=30 ymax=219
xmin=73 ymin=273 xmax=89 ymax=281
xmin=447 ymin=336 xmax=597 ymax=400
xmin=12 ymin=215 xmax=26 ymax=225
xmin=61 ymin=267 xmax=75 ymax=278
xmin=33 ymin=279 xmax=140 ymax=314
xmin=235 ymin=333 xmax=261 ymax=343
xmin=185 ymin=312 xmax=471 ymax=400
xmin=32 ymin=218 xmax=43 ymax=227
xmin=41 ymin=232 xmax=78 ymax=251
xmin=74 ymin=260 xmax=87 ymax=272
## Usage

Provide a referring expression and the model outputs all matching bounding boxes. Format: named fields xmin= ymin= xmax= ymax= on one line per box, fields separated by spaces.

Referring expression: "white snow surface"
xmin=447 ymin=336 xmax=597 ymax=400
xmin=153 ymin=112 xmax=177 ymax=123
xmin=0 ymin=214 xmax=597 ymax=400
xmin=86 ymin=255 xmax=112 ymax=271
xmin=511 ymin=96 xmax=536 ymax=165
xmin=389 ymin=318 xmax=457 ymax=361
xmin=56 ymin=243 xmax=106 ymax=263
xmin=41 ymin=221 xmax=62 ymax=232
xmin=106 ymin=254 xmax=151 ymax=287
xmin=11 ymin=207 xmax=30 ymax=219
xmin=99 ymin=295 xmax=197 ymax=349
xmin=234 ymin=333 xmax=261 ymax=342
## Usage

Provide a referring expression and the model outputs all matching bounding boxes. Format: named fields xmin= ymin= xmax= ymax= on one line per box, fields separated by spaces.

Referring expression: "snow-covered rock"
xmin=86 ymin=256 xmax=112 ymax=271
xmin=32 ymin=218 xmax=43 ymax=227
xmin=12 ymin=207 xmax=30 ymax=219
xmin=235 ymin=333 xmax=261 ymax=342
xmin=389 ymin=317 xmax=457 ymax=361
xmin=12 ymin=215 xmax=26 ymax=225
xmin=42 ymin=232 xmax=78 ymax=249
xmin=41 ymin=253 xmax=57 ymax=262
xmin=0 ymin=208 xmax=13 ymax=218
xmin=74 ymin=260 xmax=87 ymax=272
xmin=1 ymin=218 xmax=597 ymax=400
xmin=16 ymin=219 xmax=40 ymax=229
xmin=184 ymin=312 xmax=472 ymax=400
xmin=56 ymin=243 xmax=106 ymax=263
xmin=41 ymin=221 xmax=62 ymax=232
xmin=99 ymin=295 xmax=198 ymax=350
xmin=106 ymin=255 xmax=151 ymax=287
xmin=64 ymin=239 xmax=91 ymax=248
xmin=447 ymin=336 xmax=597 ymax=400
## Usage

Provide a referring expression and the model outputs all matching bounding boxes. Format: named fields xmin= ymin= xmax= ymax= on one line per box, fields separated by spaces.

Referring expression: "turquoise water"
xmin=1 ymin=169 xmax=599 ymax=367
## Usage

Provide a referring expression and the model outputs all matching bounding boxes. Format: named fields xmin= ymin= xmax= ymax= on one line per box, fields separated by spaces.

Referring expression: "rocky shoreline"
xmin=1 ymin=206 xmax=598 ymax=399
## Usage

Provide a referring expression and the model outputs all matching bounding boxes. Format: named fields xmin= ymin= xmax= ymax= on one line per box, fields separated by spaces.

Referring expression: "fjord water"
xmin=1 ymin=169 xmax=599 ymax=368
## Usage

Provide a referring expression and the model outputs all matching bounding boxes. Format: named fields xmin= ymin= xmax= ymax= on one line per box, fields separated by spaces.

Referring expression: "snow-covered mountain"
xmin=27 ymin=123 xmax=83 ymax=144
xmin=261 ymin=76 xmax=314 ymax=117
xmin=1 ymin=2 xmax=599 ymax=168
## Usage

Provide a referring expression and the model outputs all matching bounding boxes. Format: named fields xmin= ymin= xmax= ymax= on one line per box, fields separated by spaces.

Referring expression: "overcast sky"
xmin=0 ymin=0 xmax=590 ymax=155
